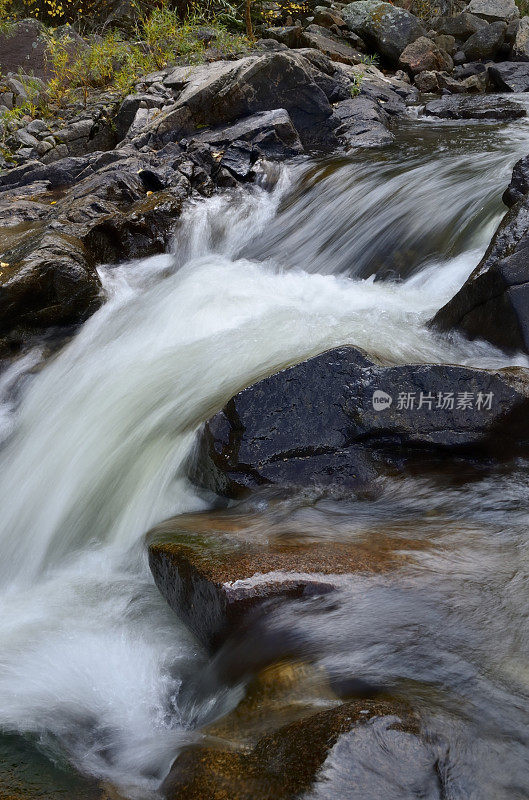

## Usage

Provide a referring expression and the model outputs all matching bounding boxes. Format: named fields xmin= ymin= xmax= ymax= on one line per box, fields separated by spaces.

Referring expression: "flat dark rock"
xmin=423 ymin=94 xmax=526 ymax=120
xmin=488 ymin=61 xmax=529 ymax=91
xmin=192 ymin=346 xmax=529 ymax=499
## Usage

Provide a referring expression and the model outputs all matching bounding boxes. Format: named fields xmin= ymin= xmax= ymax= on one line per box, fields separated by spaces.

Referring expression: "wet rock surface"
xmin=422 ymin=93 xmax=525 ymax=119
xmin=192 ymin=345 xmax=529 ymax=500
xmin=147 ymin=505 xmax=421 ymax=649
xmin=162 ymin=694 xmax=434 ymax=800
xmin=432 ymin=176 xmax=529 ymax=352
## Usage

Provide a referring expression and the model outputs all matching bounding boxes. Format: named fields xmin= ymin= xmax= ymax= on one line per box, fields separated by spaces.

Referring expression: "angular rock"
xmin=422 ymin=94 xmax=525 ymax=119
xmin=503 ymin=153 xmax=529 ymax=206
xmin=0 ymin=231 xmax=102 ymax=333
xmin=399 ymin=36 xmax=453 ymax=74
xmin=488 ymin=60 xmax=529 ymax=90
xmin=163 ymin=700 xmax=433 ymax=800
xmin=466 ymin=0 xmax=519 ymax=21
xmin=342 ymin=0 xmax=426 ymax=65
xmin=261 ymin=26 xmax=303 ymax=48
xmin=192 ymin=346 xmax=529 ymax=500
xmin=512 ymin=15 xmax=529 ymax=60
xmin=193 ymin=108 xmax=304 ymax=159
xmin=431 ymin=193 xmax=529 ymax=352
xmin=148 ymin=507 xmax=416 ymax=649
xmin=301 ymin=25 xmax=364 ymax=65
xmin=434 ymin=12 xmax=489 ymax=38
xmin=313 ymin=5 xmax=349 ymax=28
xmin=155 ymin=53 xmax=338 ymax=148
xmin=414 ymin=70 xmax=440 ymax=91
xmin=82 ymin=188 xmax=185 ymax=264
xmin=434 ymin=33 xmax=457 ymax=55
xmin=462 ymin=20 xmax=507 ymax=60
xmin=334 ymin=96 xmax=394 ymax=148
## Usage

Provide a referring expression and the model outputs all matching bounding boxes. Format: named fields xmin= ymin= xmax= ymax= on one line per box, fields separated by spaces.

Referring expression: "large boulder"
xmin=488 ymin=60 xmax=529 ymax=90
xmin=431 ymin=192 xmax=529 ymax=352
xmin=462 ymin=20 xmax=507 ymax=59
xmin=193 ymin=108 xmax=304 ymax=160
xmin=422 ymin=94 xmax=525 ymax=119
xmin=147 ymin=52 xmax=341 ymax=148
xmin=512 ymin=16 xmax=529 ymax=60
xmin=399 ymin=36 xmax=453 ymax=74
xmin=465 ymin=0 xmax=519 ymax=21
xmin=192 ymin=346 xmax=529 ymax=499
xmin=342 ymin=0 xmax=426 ymax=64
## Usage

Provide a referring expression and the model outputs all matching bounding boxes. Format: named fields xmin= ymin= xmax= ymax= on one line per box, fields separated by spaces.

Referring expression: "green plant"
xmin=350 ymin=72 xmax=363 ymax=97
xmin=359 ymin=53 xmax=379 ymax=67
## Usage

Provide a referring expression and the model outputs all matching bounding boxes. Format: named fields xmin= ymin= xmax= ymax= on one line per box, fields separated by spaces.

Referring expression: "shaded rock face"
xmin=503 ymin=153 xmax=529 ymax=206
xmin=333 ymin=96 xmax=394 ymax=148
xmin=300 ymin=25 xmax=364 ymax=65
xmin=162 ymin=700 xmax=434 ymax=800
xmin=431 ymin=192 xmax=529 ymax=352
xmin=434 ymin=11 xmax=489 ymax=38
xmin=462 ymin=20 xmax=507 ymax=59
xmin=0 ymin=231 xmax=102 ymax=333
xmin=191 ymin=346 xmax=529 ymax=500
xmin=422 ymin=94 xmax=525 ymax=119
xmin=513 ymin=15 xmax=529 ymax=60
xmin=342 ymin=0 xmax=426 ymax=65
xmin=488 ymin=61 xmax=529 ymax=90
xmin=147 ymin=507 xmax=417 ymax=650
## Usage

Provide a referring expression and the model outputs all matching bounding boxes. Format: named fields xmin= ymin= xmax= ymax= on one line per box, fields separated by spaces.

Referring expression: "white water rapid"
xmin=0 ymin=112 xmax=529 ymax=797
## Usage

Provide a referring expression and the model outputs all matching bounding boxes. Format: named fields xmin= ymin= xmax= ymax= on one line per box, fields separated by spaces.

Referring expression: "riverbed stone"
xmin=503 ymin=153 xmax=529 ymax=206
xmin=342 ymin=0 xmax=426 ymax=64
xmin=162 ymin=700 xmax=434 ymax=800
xmin=334 ymin=96 xmax=394 ymax=148
xmin=192 ymin=345 xmax=529 ymax=501
xmin=422 ymin=94 xmax=525 ymax=119
xmin=431 ymin=192 xmax=529 ymax=352
xmin=488 ymin=60 xmax=529 ymax=90
xmin=148 ymin=506 xmax=420 ymax=649
xmin=0 ymin=230 xmax=102 ymax=333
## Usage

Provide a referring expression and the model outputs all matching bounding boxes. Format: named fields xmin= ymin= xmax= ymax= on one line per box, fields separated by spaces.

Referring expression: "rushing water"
xmin=1 ymin=105 xmax=529 ymax=798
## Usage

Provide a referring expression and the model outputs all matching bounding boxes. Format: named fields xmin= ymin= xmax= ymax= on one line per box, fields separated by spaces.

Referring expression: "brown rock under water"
xmin=148 ymin=505 xmax=425 ymax=650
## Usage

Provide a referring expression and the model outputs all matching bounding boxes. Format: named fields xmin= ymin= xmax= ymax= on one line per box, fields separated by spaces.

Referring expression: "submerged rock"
xmin=422 ymin=94 xmax=525 ymax=119
xmin=191 ymin=346 xmax=529 ymax=500
xmin=342 ymin=0 xmax=426 ymax=65
xmin=431 ymin=192 xmax=529 ymax=352
xmin=147 ymin=506 xmax=417 ymax=649
xmin=163 ymin=698 xmax=438 ymax=800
